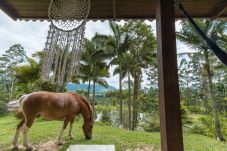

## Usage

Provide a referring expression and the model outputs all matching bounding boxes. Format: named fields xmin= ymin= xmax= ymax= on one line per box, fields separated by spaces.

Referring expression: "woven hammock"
xmin=178 ymin=4 xmax=227 ymax=66
xmin=41 ymin=0 xmax=90 ymax=85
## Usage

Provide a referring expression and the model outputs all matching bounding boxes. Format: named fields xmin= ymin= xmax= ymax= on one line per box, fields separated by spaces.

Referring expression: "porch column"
xmin=156 ymin=0 xmax=184 ymax=151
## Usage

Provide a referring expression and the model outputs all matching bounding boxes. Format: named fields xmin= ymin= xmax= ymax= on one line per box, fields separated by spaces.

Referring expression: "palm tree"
xmin=80 ymin=37 xmax=110 ymax=117
xmin=14 ymin=56 xmax=41 ymax=95
xmin=177 ymin=20 xmax=226 ymax=141
xmin=91 ymin=61 xmax=109 ymax=117
xmin=92 ymin=22 xmax=130 ymax=125
xmin=79 ymin=38 xmax=95 ymax=98
xmin=112 ymin=52 xmax=135 ymax=129
xmin=121 ymin=21 xmax=156 ymax=130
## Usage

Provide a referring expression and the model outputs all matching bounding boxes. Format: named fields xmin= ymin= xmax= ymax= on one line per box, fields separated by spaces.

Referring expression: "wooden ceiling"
xmin=0 ymin=0 xmax=227 ymax=21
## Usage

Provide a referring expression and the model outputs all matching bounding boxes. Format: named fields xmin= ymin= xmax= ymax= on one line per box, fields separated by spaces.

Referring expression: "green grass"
xmin=0 ymin=114 xmax=227 ymax=151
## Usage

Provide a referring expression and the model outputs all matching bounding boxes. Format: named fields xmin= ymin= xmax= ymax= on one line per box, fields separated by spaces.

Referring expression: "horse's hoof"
xmin=25 ymin=147 xmax=33 ymax=151
xmin=69 ymin=136 xmax=75 ymax=140
xmin=11 ymin=145 xmax=19 ymax=151
xmin=23 ymin=144 xmax=33 ymax=151
xmin=57 ymin=141 xmax=64 ymax=145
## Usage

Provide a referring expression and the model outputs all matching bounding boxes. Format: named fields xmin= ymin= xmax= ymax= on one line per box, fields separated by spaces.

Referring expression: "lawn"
xmin=0 ymin=114 xmax=227 ymax=151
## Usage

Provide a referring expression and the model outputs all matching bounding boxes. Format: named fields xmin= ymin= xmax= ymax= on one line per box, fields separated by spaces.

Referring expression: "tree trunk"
xmin=132 ymin=69 xmax=140 ymax=131
xmin=4 ymin=80 xmax=8 ymax=100
xmin=92 ymin=80 xmax=96 ymax=119
xmin=204 ymin=49 xmax=225 ymax=141
xmin=119 ymin=70 xmax=123 ymax=126
xmin=186 ymin=80 xmax=190 ymax=109
xmin=9 ymin=79 xmax=14 ymax=100
xmin=224 ymin=85 xmax=227 ymax=118
xmin=88 ymin=79 xmax=91 ymax=99
xmin=202 ymin=77 xmax=210 ymax=114
xmin=128 ymin=72 xmax=132 ymax=130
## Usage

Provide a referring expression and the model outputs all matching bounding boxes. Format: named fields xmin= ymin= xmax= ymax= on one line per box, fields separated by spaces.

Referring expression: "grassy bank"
xmin=0 ymin=114 xmax=226 ymax=151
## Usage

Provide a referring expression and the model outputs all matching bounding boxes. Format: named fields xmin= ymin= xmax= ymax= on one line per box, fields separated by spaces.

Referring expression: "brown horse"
xmin=12 ymin=91 xmax=93 ymax=150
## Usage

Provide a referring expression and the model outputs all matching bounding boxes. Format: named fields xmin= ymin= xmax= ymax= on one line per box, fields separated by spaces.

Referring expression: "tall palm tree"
xmin=121 ymin=21 xmax=156 ymax=130
xmin=113 ymin=52 xmax=135 ymax=129
xmin=177 ymin=20 xmax=226 ymax=141
xmin=91 ymin=61 xmax=109 ymax=117
xmin=79 ymin=38 xmax=95 ymax=98
xmin=92 ymin=22 xmax=130 ymax=125
xmin=80 ymin=36 xmax=110 ymax=117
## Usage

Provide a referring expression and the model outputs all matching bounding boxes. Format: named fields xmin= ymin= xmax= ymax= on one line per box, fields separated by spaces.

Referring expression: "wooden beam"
xmin=156 ymin=0 xmax=184 ymax=151
xmin=0 ymin=0 xmax=18 ymax=20
xmin=211 ymin=0 xmax=227 ymax=19
xmin=112 ymin=0 xmax=116 ymax=20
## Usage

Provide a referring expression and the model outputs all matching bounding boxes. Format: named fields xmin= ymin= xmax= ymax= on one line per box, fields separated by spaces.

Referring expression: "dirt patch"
xmin=6 ymin=140 xmax=62 ymax=151
xmin=33 ymin=140 xmax=62 ymax=151
xmin=126 ymin=146 xmax=156 ymax=151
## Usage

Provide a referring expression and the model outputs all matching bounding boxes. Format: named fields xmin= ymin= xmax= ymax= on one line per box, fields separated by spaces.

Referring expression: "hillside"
xmin=66 ymin=83 xmax=116 ymax=93
xmin=0 ymin=115 xmax=227 ymax=151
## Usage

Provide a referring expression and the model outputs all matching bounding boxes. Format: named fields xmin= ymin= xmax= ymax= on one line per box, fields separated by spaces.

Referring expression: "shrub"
xmin=140 ymin=114 xmax=160 ymax=132
xmin=199 ymin=116 xmax=215 ymax=138
xmin=188 ymin=115 xmax=227 ymax=139
xmin=181 ymin=103 xmax=192 ymax=124
xmin=35 ymin=80 xmax=66 ymax=92
xmin=142 ymin=119 xmax=160 ymax=132
xmin=96 ymin=105 xmax=112 ymax=125
xmin=101 ymin=109 xmax=111 ymax=124
xmin=189 ymin=123 xmax=206 ymax=135
xmin=0 ymin=101 xmax=8 ymax=115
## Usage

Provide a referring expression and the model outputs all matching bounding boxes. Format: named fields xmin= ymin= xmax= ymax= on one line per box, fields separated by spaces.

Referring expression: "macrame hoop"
xmin=48 ymin=0 xmax=90 ymax=32
xmin=41 ymin=0 xmax=90 ymax=85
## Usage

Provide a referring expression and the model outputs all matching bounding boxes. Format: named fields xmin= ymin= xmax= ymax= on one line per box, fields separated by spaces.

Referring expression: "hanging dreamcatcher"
xmin=41 ymin=0 xmax=90 ymax=85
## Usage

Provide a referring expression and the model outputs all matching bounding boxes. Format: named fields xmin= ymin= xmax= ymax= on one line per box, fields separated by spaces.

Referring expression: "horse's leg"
xmin=58 ymin=117 xmax=70 ymax=145
xmin=22 ymin=115 xmax=35 ymax=150
xmin=12 ymin=118 xmax=25 ymax=149
xmin=68 ymin=117 xmax=75 ymax=139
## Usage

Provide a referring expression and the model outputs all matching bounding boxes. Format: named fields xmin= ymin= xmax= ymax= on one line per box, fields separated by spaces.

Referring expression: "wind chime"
xmin=41 ymin=0 xmax=90 ymax=86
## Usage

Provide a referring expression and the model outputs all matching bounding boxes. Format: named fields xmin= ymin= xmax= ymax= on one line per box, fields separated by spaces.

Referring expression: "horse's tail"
xmin=14 ymin=108 xmax=24 ymax=119
xmin=18 ymin=95 xmax=28 ymax=106
xmin=14 ymin=95 xmax=28 ymax=119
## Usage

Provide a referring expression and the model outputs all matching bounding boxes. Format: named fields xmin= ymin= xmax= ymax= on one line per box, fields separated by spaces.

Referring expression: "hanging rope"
xmin=41 ymin=0 xmax=90 ymax=85
xmin=178 ymin=4 xmax=227 ymax=66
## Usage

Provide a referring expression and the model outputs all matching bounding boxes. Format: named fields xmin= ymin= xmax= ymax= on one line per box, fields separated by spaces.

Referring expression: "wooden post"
xmin=112 ymin=0 xmax=117 ymax=20
xmin=156 ymin=0 xmax=184 ymax=151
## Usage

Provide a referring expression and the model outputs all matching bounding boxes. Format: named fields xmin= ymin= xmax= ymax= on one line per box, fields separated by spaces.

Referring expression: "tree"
xmin=15 ymin=58 xmax=40 ymax=83
xmin=0 ymin=44 xmax=27 ymax=101
xmin=178 ymin=53 xmax=205 ymax=113
xmin=177 ymin=19 xmax=226 ymax=141
xmin=13 ymin=51 xmax=65 ymax=96
xmin=14 ymin=57 xmax=40 ymax=95
xmin=114 ymin=52 xmax=135 ymax=129
xmin=80 ymin=36 xmax=110 ymax=117
xmin=121 ymin=21 xmax=156 ymax=130
xmin=79 ymin=38 xmax=95 ymax=98
xmin=92 ymin=22 xmax=130 ymax=125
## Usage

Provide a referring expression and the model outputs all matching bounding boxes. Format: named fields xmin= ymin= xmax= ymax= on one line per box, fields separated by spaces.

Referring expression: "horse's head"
xmin=83 ymin=119 xmax=93 ymax=139
xmin=71 ymin=93 xmax=93 ymax=140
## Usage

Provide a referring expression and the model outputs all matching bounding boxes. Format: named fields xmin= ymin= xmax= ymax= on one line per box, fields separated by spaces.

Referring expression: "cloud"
xmin=0 ymin=10 xmax=193 ymax=89
xmin=0 ymin=11 xmax=49 ymax=56
xmin=85 ymin=21 xmax=112 ymax=39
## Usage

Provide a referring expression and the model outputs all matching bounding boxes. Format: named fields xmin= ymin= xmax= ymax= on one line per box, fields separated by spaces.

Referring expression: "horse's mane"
xmin=71 ymin=93 xmax=93 ymax=122
xmin=80 ymin=96 xmax=93 ymax=122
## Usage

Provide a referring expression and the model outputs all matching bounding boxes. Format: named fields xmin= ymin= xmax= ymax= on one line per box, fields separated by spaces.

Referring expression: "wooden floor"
xmin=67 ymin=145 xmax=115 ymax=151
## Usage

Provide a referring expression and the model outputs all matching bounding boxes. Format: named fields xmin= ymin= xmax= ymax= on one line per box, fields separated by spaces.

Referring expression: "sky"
xmin=0 ymin=10 xmax=190 ymax=89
